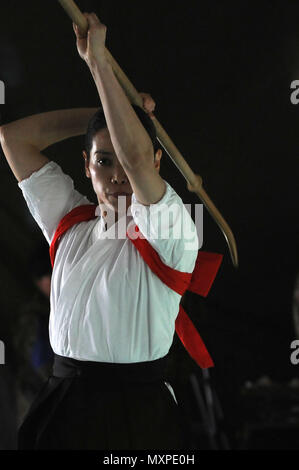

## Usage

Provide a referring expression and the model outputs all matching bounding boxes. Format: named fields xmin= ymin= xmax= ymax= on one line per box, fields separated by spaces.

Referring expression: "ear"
xmin=82 ymin=150 xmax=91 ymax=178
xmin=154 ymin=149 xmax=162 ymax=172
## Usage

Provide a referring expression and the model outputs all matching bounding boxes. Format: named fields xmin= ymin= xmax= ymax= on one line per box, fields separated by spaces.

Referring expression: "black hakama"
xmin=18 ymin=353 xmax=185 ymax=450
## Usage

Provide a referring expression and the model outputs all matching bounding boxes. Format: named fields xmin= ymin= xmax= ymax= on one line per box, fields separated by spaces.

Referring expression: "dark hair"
xmin=84 ymin=105 xmax=161 ymax=160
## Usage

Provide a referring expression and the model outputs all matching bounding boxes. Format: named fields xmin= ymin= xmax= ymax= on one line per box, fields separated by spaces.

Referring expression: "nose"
xmin=110 ymin=165 xmax=128 ymax=185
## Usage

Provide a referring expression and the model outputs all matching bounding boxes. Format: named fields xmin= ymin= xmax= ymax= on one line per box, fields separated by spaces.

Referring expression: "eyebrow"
xmin=94 ymin=150 xmax=113 ymax=156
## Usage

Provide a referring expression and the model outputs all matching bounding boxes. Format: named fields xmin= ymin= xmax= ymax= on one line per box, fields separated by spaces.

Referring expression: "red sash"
xmin=49 ymin=204 xmax=223 ymax=369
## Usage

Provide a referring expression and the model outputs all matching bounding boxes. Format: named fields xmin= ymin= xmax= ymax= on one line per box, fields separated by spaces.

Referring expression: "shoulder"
xmin=130 ymin=179 xmax=199 ymax=272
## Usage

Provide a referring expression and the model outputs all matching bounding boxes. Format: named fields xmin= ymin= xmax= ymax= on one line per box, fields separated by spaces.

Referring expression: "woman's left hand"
xmin=139 ymin=92 xmax=156 ymax=118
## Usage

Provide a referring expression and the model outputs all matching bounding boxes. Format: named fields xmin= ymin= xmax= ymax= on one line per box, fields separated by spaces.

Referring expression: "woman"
xmin=0 ymin=13 xmax=198 ymax=449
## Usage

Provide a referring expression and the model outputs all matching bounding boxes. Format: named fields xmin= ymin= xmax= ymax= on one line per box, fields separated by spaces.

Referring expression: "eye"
xmin=97 ymin=158 xmax=111 ymax=166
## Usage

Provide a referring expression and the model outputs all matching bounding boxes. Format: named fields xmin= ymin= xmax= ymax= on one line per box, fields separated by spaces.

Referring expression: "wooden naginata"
xmin=58 ymin=0 xmax=239 ymax=268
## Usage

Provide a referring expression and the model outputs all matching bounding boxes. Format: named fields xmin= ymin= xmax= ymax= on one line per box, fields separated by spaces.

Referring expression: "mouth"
xmin=108 ymin=192 xmax=131 ymax=198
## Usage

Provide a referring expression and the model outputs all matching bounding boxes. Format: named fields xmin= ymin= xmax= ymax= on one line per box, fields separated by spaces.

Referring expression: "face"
xmin=83 ymin=127 xmax=162 ymax=221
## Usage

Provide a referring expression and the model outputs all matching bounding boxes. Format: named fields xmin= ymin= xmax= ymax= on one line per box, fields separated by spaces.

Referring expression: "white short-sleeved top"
xmin=18 ymin=161 xmax=199 ymax=363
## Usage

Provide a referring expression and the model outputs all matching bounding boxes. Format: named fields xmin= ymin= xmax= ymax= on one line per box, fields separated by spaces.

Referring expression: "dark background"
xmin=0 ymin=0 xmax=299 ymax=449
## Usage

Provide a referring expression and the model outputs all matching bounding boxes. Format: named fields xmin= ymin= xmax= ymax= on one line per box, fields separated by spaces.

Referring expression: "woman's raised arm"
xmin=0 ymin=108 xmax=97 ymax=182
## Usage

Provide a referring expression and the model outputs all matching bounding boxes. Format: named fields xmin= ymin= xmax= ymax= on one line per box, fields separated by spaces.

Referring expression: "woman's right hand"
xmin=73 ymin=12 xmax=108 ymax=68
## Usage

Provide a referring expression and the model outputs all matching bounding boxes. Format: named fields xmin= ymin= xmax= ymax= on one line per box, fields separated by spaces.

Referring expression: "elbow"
xmin=0 ymin=125 xmax=6 ymax=144
xmin=0 ymin=125 xmax=8 ymax=152
xmin=0 ymin=124 xmax=13 ymax=147
xmin=119 ymin=146 xmax=155 ymax=171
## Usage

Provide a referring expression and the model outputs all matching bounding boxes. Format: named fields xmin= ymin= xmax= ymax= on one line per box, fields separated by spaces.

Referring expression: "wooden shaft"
xmin=58 ymin=0 xmax=88 ymax=35
xmin=57 ymin=0 xmax=238 ymax=267
xmin=197 ymin=187 xmax=239 ymax=269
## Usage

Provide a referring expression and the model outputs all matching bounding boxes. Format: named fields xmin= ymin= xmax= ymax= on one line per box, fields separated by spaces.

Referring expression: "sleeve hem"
xmin=17 ymin=161 xmax=57 ymax=189
xmin=131 ymin=179 xmax=171 ymax=208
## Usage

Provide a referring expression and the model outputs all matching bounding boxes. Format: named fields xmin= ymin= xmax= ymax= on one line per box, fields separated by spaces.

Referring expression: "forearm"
xmin=89 ymin=59 xmax=153 ymax=167
xmin=1 ymin=108 xmax=98 ymax=151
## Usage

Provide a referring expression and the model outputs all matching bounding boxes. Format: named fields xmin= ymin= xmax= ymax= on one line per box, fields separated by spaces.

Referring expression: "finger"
xmin=140 ymin=92 xmax=156 ymax=110
xmin=73 ymin=21 xmax=87 ymax=39
xmin=91 ymin=12 xmax=102 ymax=23
xmin=144 ymin=98 xmax=156 ymax=112
xmin=86 ymin=12 xmax=103 ymax=27
xmin=81 ymin=12 xmax=92 ymax=30
xmin=140 ymin=92 xmax=151 ymax=100
xmin=149 ymin=99 xmax=156 ymax=111
xmin=73 ymin=22 xmax=79 ymax=34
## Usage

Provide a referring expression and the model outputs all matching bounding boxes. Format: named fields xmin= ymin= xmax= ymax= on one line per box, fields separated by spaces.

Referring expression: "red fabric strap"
xmin=49 ymin=204 xmax=97 ymax=268
xmin=189 ymin=251 xmax=223 ymax=297
xmin=49 ymin=204 xmax=222 ymax=369
xmin=175 ymin=304 xmax=214 ymax=368
xmin=126 ymin=224 xmax=192 ymax=296
xmin=126 ymin=225 xmax=220 ymax=368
